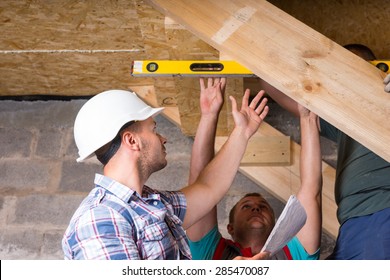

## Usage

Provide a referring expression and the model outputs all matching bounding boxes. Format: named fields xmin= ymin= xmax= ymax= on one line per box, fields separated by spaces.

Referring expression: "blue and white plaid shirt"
xmin=62 ymin=174 xmax=191 ymax=259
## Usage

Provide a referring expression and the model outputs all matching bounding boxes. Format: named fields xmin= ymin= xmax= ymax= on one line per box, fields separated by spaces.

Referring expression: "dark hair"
xmin=95 ymin=121 xmax=135 ymax=165
xmin=228 ymin=193 xmax=266 ymax=223
xmin=343 ymin=43 xmax=376 ymax=61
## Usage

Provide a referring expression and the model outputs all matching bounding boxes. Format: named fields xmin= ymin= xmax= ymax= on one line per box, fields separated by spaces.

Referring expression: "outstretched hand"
xmin=199 ymin=78 xmax=226 ymax=116
xmin=230 ymin=89 xmax=269 ymax=139
xmin=384 ymin=74 xmax=390 ymax=93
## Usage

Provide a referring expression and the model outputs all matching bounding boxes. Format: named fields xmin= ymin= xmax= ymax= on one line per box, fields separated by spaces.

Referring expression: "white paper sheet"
xmin=261 ymin=195 xmax=307 ymax=256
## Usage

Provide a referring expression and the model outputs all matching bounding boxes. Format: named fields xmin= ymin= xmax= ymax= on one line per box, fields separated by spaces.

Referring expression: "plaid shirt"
xmin=62 ymin=174 xmax=191 ymax=260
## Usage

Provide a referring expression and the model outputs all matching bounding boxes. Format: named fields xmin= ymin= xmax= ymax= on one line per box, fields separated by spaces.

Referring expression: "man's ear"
xmin=227 ymin=223 xmax=234 ymax=237
xmin=122 ymin=130 xmax=140 ymax=151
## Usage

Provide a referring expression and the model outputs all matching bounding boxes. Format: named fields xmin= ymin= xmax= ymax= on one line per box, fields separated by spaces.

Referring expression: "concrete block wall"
xmin=0 ymin=99 xmax=93 ymax=259
xmin=0 ymin=99 xmax=335 ymax=260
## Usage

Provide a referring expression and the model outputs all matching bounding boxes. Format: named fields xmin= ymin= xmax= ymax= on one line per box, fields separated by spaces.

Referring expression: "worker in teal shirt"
xmin=187 ymin=77 xmax=322 ymax=260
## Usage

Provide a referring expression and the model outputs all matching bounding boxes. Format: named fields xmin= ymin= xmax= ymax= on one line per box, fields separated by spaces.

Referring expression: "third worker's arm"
xmin=295 ymin=105 xmax=323 ymax=255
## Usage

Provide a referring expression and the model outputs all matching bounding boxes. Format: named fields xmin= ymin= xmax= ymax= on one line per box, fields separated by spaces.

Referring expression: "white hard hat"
xmin=74 ymin=89 xmax=164 ymax=162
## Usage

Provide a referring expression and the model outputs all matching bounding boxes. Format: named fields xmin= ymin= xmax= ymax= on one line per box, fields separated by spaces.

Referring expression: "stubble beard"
xmin=139 ymin=141 xmax=167 ymax=178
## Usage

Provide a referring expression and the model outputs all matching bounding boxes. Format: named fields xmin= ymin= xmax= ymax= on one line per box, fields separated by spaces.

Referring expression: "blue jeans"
xmin=326 ymin=207 xmax=390 ymax=260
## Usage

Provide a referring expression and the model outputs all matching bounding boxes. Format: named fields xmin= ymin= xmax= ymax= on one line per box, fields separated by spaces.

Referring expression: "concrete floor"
xmin=0 ymin=97 xmax=335 ymax=260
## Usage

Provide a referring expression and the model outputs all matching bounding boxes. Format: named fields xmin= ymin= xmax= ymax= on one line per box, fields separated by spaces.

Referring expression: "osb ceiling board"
xmin=0 ymin=0 xmax=224 ymax=98
xmin=0 ymin=0 xmax=156 ymax=96
xmin=1 ymin=0 xmax=389 ymax=97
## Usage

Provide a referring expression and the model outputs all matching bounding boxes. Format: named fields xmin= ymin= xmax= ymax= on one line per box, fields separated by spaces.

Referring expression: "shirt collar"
xmin=94 ymin=173 xmax=137 ymax=203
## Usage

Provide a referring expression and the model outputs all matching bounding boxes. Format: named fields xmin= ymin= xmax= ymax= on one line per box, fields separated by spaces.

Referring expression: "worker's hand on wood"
xmin=384 ymin=74 xmax=390 ymax=93
xmin=298 ymin=103 xmax=310 ymax=117
xmin=298 ymin=103 xmax=318 ymax=120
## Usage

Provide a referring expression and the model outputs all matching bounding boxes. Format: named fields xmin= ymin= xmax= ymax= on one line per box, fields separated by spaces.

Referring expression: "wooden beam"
xmin=146 ymin=0 xmax=390 ymax=163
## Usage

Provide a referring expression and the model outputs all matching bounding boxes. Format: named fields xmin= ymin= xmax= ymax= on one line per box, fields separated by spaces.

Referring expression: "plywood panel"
xmin=0 ymin=0 xmax=142 ymax=50
xmin=0 ymin=52 xmax=154 ymax=96
xmin=164 ymin=17 xmax=219 ymax=61
xmin=175 ymin=77 xmax=203 ymax=135
xmin=0 ymin=0 xmax=151 ymax=96
xmin=147 ymin=0 xmax=390 ymax=163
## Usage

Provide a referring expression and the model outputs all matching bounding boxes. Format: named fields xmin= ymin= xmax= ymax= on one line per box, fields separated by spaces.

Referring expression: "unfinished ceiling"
xmin=1 ymin=0 xmax=389 ymax=97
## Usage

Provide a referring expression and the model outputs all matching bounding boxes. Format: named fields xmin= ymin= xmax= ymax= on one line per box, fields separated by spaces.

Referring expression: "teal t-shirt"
xmin=320 ymin=119 xmax=390 ymax=225
xmin=188 ymin=225 xmax=319 ymax=260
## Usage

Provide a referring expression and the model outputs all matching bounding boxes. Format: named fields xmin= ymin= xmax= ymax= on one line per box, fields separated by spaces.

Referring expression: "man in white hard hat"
xmin=62 ymin=79 xmax=269 ymax=259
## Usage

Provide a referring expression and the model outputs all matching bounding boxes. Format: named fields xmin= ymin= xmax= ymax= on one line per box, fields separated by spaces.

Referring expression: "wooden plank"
xmin=146 ymin=0 xmax=390 ymax=163
xmin=216 ymin=134 xmax=290 ymax=166
xmin=243 ymin=135 xmax=290 ymax=166
xmin=267 ymin=0 xmax=390 ymax=59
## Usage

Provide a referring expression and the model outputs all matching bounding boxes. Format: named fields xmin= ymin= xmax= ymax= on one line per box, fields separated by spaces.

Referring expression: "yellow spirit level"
xmin=131 ymin=60 xmax=256 ymax=77
xmin=370 ymin=60 xmax=390 ymax=74
xmin=131 ymin=60 xmax=390 ymax=77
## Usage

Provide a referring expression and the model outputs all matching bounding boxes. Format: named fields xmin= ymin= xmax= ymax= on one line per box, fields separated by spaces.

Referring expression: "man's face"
xmin=137 ymin=117 xmax=168 ymax=174
xmin=228 ymin=195 xmax=275 ymax=238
